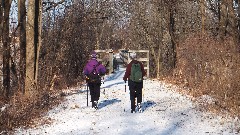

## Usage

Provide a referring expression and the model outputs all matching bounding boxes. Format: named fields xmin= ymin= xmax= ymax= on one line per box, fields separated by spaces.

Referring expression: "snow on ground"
xmin=14 ymin=67 xmax=239 ymax=135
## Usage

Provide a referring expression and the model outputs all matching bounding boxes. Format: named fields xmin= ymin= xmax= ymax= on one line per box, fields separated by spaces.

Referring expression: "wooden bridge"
xmin=95 ymin=49 xmax=149 ymax=78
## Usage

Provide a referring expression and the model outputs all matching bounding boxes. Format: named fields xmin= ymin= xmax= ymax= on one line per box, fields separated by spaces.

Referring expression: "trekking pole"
xmin=124 ymin=80 xmax=127 ymax=112
xmin=87 ymin=83 xmax=89 ymax=107
xmin=102 ymin=76 xmax=104 ymax=84
xmin=142 ymin=83 xmax=144 ymax=104
xmin=125 ymin=81 xmax=126 ymax=92
xmin=142 ymin=77 xmax=145 ymax=104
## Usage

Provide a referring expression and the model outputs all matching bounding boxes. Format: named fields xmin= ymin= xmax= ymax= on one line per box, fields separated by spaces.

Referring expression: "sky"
xmin=9 ymin=0 xmax=18 ymax=30
xmin=12 ymin=54 xmax=239 ymax=135
xmin=9 ymin=0 xmax=73 ymax=31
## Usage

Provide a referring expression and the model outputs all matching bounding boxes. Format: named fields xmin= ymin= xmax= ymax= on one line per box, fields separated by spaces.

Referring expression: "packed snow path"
xmin=14 ymin=67 xmax=239 ymax=135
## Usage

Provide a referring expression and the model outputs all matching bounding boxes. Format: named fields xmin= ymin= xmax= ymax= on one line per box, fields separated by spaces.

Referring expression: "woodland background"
xmin=0 ymin=0 xmax=239 ymax=132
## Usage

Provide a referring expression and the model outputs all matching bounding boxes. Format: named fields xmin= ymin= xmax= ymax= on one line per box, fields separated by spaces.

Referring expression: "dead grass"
xmin=0 ymin=89 xmax=64 ymax=132
xmin=166 ymin=33 xmax=240 ymax=117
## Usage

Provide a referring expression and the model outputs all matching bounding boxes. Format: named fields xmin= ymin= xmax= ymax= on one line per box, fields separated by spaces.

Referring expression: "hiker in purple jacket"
xmin=83 ymin=51 xmax=106 ymax=109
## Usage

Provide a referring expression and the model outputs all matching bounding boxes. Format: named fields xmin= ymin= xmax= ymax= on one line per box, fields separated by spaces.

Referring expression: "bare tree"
xmin=200 ymin=0 xmax=206 ymax=34
xmin=25 ymin=0 xmax=41 ymax=95
xmin=218 ymin=0 xmax=238 ymax=43
xmin=2 ymin=0 xmax=12 ymax=98
xmin=227 ymin=0 xmax=238 ymax=43
xmin=0 ymin=1 xmax=3 ymax=40
xmin=166 ymin=0 xmax=177 ymax=70
xmin=18 ymin=0 xmax=26 ymax=93
xmin=219 ymin=0 xmax=228 ymax=38
xmin=35 ymin=0 xmax=42 ymax=87
xmin=0 ymin=0 xmax=3 ymax=95
xmin=236 ymin=0 xmax=240 ymax=41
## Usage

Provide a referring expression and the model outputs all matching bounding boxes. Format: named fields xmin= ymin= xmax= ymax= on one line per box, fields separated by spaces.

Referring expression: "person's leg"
xmin=136 ymin=88 xmax=142 ymax=104
xmin=137 ymin=91 xmax=142 ymax=112
xmin=93 ymin=83 xmax=101 ymax=109
xmin=95 ymin=83 xmax=101 ymax=101
xmin=131 ymin=99 xmax=135 ymax=113
xmin=130 ymin=89 xmax=136 ymax=113
xmin=136 ymin=83 xmax=143 ymax=112
xmin=88 ymin=83 xmax=95 ymax=108
xmin=129 ymin=80 xmax=138 ymax=113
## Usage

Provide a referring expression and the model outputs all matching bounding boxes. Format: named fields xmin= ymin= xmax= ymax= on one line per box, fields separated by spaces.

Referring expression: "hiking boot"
xmin=138 ymin=103 xmax=142 ymax=113
xmin=131 ymin=109 xmax=135 ymax=113
xmin=94 ymin=101 xmax=98 ymax=110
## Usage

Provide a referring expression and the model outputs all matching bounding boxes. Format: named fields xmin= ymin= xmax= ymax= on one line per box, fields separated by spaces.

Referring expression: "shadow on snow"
xmin=101 ymin=81 xmax=126 ymax=89
xmin=142 ymin=100 xmax=156 ymax=112
xmin=98 ymin=98 xmax=121 ymax=109
xmin=104 ymin=69 xmax=125 ymax=82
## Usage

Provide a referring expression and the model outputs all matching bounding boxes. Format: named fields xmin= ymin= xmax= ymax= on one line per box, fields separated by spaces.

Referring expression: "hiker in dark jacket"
xmin=83 ymin=50 xmax=106 ymax=109
xmin=123 ymin=52 xmax=146 ymax=113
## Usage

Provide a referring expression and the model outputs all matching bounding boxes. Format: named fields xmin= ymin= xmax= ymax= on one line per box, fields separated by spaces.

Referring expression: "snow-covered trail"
xmin=14 ymin=67 xmax=238 ymax=135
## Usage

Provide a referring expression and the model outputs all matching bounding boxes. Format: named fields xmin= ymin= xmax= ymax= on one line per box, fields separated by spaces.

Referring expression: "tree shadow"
xmin=104 ymin=69 xmax=125 ymax=82
xmin=60 ymin=89 xmax=87 ymax=96
xmin=159 ymin=109 xmax=192 ymax=135
xmin=101 ymin=81 xmax=125 ymax=89
xmin=98 ymin=98 xmax=121 ymax=109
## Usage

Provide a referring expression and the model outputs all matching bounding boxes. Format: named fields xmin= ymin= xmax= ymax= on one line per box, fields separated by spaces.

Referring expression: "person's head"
xmin=91 ymin=50 xmax=97 ymax=59
xmin=130 ymin=52 xmax=137 ymax=60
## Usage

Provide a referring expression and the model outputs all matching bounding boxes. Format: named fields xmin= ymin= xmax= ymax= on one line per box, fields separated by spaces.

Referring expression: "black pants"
xmin=88 ymin=83 xmax=101 ymax=102
xmin=128 ymin=80 xmax=143 ymax=111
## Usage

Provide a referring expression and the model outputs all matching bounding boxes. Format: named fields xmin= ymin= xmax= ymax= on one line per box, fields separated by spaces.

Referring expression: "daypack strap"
xmin=90 ymin=61 xmax=101 ymax=74
xmin=86 ymin=61 xmax=101 ymax=83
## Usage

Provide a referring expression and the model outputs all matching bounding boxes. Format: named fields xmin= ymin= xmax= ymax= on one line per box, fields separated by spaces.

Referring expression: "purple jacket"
xmin=83 ymin=58 xmax=106 ymax=76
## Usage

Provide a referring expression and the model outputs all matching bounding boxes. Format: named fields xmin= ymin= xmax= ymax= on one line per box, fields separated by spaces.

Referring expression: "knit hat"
xmin=91 ymin=50 xmax=97 ymax=58
xmin=130 ymin=52 xmax=137 ymax=59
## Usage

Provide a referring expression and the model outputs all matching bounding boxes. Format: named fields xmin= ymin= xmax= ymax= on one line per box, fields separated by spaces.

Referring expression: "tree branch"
xmin=43 ymin=0 xmax=66 ymax=12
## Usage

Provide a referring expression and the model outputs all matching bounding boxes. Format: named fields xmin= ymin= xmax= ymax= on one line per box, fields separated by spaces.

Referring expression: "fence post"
xmin=146 ymin=50 xmax=149 ymax=78
xmin=108 ymin=49 xmax=114 ymax=73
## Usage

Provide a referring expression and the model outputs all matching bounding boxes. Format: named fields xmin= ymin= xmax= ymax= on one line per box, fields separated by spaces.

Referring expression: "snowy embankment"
xmin=14 ymin=67 xmax=239 ymax=135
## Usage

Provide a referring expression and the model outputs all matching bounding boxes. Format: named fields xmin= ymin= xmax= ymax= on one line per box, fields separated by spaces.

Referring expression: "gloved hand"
xmin=85 ymin=75 xmax=89 ymax=81
xmin=99 ymin=71 xmax=105 ymax=76
xmin=123 ymin=77 xmax=127 ymax=82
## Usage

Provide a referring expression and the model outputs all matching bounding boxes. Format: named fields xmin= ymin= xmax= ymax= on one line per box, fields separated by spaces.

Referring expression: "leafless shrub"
xmin=0 ymin=89 xmax=63 ymax=131
xmin=174 ymin=33 xmax=240 ymax=116
xmin=38 ymin=2 xmax=94 ymax=90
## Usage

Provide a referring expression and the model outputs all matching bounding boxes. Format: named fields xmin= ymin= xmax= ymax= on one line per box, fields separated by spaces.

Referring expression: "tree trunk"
xmin=2 ymin=0 xmax=12 ymax=98
xmin=227 ymin=0 xmax=238 ymax=43
xmin=94 ymin=0 xmax=99 ymax=50
xmin=0 ymin=1 xmax=3 ymax=40
xmin=200 ymin=0 xmax=206 ymax=34
xmin=219 ymin=0 xmax=228 ymax=38
xmin=18 ymin=0 xmax=26 ymax=93
xmin=25 ymin=0 xmax=38 ymax=96
xmin=169 ymin=7 xmax=176 ymax=69
xmin=0 ymin=0 xmax=2 ymax=96
xmin=156 ymin=0 xmax=163 ymax=78
xmin=236 ymin=0 xmax=240 ymax=42
xmin=35 ymin=0 xmax=42 ymax=87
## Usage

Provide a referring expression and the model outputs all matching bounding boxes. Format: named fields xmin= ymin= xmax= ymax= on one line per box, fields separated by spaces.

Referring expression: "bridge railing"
xmin=119 ymin=49 xmax=149 ymax=78
xmin=95 ymin=49 xmax=149 ymax=77
xmin=95 ymin=49 xmax=114 ymax=73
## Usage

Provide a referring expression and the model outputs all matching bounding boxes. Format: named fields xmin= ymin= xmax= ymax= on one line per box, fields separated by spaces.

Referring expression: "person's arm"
xmin=99 ymin=64 xmax=106 ymax=76
xmin=123 ymin=62 xmax=132 ymax=81
xmin=83 ymin=63 xmax=89 ymax=75
xmin=140 ymin=62 xmax=146 ymax=77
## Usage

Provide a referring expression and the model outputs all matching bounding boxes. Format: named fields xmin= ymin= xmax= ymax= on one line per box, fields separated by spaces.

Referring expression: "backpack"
xmin=87 ymin=63 xmax=101 ymax=83
xmin=130 ymin=63 xmax=142 ymax=82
